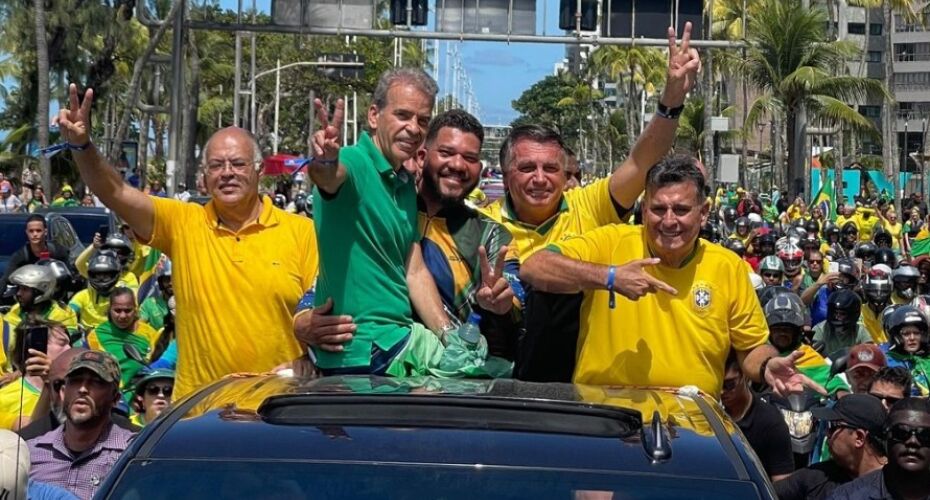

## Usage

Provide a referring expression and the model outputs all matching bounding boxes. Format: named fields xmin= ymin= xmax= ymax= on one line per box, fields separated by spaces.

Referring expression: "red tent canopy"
xmin=262 ymin=154 xmax=302 ymax=176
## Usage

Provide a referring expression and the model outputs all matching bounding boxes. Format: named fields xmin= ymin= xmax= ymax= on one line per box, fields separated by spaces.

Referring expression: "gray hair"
xmin=199 ymin=127 xmax=263 ymax=169
xmin=498 ymin=124 xmax=567 ymax=173
xmin=371 ymin=68 xmax=439 ymax=110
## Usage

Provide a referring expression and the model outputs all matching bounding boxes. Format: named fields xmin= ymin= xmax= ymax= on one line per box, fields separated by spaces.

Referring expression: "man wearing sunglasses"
xmin=130 ymin=369 xmax=174 ymax=427
xmin=868 ymin=367 xmax=913 ymax=412
xmin=827 ymin=398 xmax=930 ymax=500
xmin=775 ymin=394 xmax=886 ymax=500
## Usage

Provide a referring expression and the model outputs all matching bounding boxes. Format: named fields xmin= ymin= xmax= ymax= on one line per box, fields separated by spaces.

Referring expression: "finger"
xmin=634 ymin=257 xmax=662 ymax=268
xmin=476 ymin=287 xmax=493 ymax=306
xmin=494 ymin=246 xmax=508 ymax=279
xmin=317 ymin=332 xmax=354 ymax=344
xmin=478 ymin=245 xmax=492 ymax=283
xmin=680 ymin=21 xmax=693 ymax=55
xmin=314 ymin=98 xmax=329 ymax=130
xmin=80 ymin=88 xmax=95 ymax=120
xmin=318 ymin=343 xmax=345 ymax=353
xmin=332 ymin=99 xmax=345 ymax=131
xmin=667 ymin=25 xmax=677 ymax=55
xmin=69 ymin=84 xmax=80 ymax=114
xmin=646 ymin=275 xmax=678 ymax=295
xmin=490 ymin=278 xmax=511 ymax=298
xmin=799 ymin=374 xmax=828 ymax=396
xmin=313 ymin=314 xmax=355 ymax=327
xmin=787 ymin=350 xmax=805 ymax=363
xmin=315 ymin=297 xmax=334 ymax=315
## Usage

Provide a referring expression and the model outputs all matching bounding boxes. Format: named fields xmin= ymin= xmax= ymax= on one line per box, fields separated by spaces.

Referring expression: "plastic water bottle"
xmin=457 ymin=313 xmax=482 ymax=346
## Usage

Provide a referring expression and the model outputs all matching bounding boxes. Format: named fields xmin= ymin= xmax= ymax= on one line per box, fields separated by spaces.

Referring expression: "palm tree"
xmin=33 ymin=0 xmax=50 ymax=189
xmin=739 ymin=0 xmax=888 ymax=198
xmin=589 ymin=46 xmax=665 ymax=144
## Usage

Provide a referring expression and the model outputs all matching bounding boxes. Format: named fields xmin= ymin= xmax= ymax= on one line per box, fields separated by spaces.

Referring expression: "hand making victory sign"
xmin=56 ymin=84 xmax=95 ymax=147
xmin=662 ymin=21 xmax=702 ymax=108
xmin=475 ymin=245 xmax=515 ymax=316
xmin=308 ymin=98 xmax=349 ymax=195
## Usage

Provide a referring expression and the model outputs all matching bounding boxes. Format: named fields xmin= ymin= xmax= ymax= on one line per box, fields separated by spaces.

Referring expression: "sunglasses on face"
xmin=145 ymin=385 xmax=173 ymax=397
xmin=869 ymin=393 xmax=903 ymax=406
xmin=887 ymin=424 xmax=930 ymax=447
xmin=808 ymin=259 xmax=823 ymax=264
xmin=827 ymin=421 xmax=858 ymax=437
xmin=721 ymin=378 xmax=741 ymax=392
xmin=762 ymin=272 xmax=782 ymax=279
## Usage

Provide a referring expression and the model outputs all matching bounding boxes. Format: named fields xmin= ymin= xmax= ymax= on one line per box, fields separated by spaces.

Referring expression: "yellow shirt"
xmin=3 ymin=303 xmax=78 ymax=372
xmin=553 ymin=225 xmax=768 ymax=396
xmin=885 ymin=221 xmax=903 ymax=251
xmin=480 ymin=177 xmax=624 ymax=263
xmin=0 ymin=378 xmax=40 ymax=430
xmin=147 ymin=196 xmax=318 ymax=398
xmin=860 ymin=305 xmax=889 ymax=344
xmin=68 ymin=288 xmax=112 ymax=331
xmin=854 ymin=209 xmax=879 ymax=241
xmin=835 ymin=215 xmax=850 ymax=229
xmin=74 ymin=244 xmax=140 ymax=292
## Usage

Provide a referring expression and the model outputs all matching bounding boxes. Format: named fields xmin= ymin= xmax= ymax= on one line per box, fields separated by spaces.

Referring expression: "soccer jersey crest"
xmin=692 ymin=282 xmax=713 ymax=312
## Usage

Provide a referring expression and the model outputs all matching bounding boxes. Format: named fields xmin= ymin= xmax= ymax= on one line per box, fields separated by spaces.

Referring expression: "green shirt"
xmin=139 ymin=296 xmax=169 ymax=330
xmin=811 ymin=321 xmax=873 ymax=358
xmin=312 ymin=132 xmax=419 ymax=370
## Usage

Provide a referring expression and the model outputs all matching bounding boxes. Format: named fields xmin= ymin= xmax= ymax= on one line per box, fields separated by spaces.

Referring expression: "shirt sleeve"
xmin=773 ymin=471 xmax=807 ymax=500
xmin=147 ymin=196 xmax=194 ymax=256
xmin=567 ymin=177 xmax=627 ymax=227
xmin=551 ymin=225 xmax=618 ymax=265
xmin=728 ymin=259 xmax=769 ymax=351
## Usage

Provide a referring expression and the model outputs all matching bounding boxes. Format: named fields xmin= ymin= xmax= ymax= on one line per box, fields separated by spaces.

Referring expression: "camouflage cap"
xmin=66 ymin=350 xmax=121 ymax=385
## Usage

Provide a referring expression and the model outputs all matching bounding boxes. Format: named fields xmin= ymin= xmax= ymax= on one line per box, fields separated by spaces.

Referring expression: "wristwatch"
xmin=655 ymin=101 xmax=684 ymax=120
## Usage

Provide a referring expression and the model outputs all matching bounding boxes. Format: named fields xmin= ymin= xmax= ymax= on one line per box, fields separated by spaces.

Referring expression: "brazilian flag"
xmin=811 ymin=171 xmax=835 ymax=220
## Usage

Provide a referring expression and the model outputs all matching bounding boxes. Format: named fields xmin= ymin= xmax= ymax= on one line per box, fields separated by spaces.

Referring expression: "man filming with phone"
xmin=0 ymin=320 xmax=71 ymax=430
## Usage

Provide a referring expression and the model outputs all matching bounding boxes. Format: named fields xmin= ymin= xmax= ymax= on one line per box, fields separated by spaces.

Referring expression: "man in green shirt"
xmin=139 ymin=274 xmax=172 ymax=330
xmin=299 ymin=68 xmax=452 ymax=374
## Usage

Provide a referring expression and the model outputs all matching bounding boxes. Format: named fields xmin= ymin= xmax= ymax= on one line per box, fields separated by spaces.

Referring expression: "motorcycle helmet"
xmin=700 ymin=222 xmax=719 ymax=243
xmin=723 ymin=207 xmax=737 ymax=224
xmin=801 ymin=233 xmax=821 ymax=251
xmin=863 ymin=268 xmax=893 ymax=305
xmin=735 ymin=217 xmax=750 ymax=235
xmin=87 ymin=251 xmax=122 ymax=293
xmin=885 ymin=305 xmax=929 ymax=354
xmin=834 ymin=258 xmax=861 ymax=289
xmin=804 ymin=219 xmax=820 ymax=238
xmin=759 ymin=255 xmax=785 ymax=273
xmin=824 ymin=222 xmax=840 ymax=242
xmin=855 ymin=242 xmax=878 ymax=265
xmin=911 ymin=294 xmax=930 ymax=320
xmin=764 ymin=292 xmax=809 ymax=328
xmin=826 ymin=289 xmax=862 ymax=329
xmin=9 ymin=264 xmax=56 ymax=305
xmin=725 ymin=238 xmax=746 ymax=257
xmin=101 ymin=233 xmax=135 ymax=270
xmin=778 ymin=243 xmax=804 ymax=275
xmin=757 ymin=233 xmax=777 ymax=257
xmin=873 ymin=248 xmax=897 ymax=269
xmin=757 ymin=285 xmax=792 ymax=307
xmin=872 ymin=228 xmax=893 ymax=249
xmin=892 ymin=265 xmax=920 ymax=301
xmin=273 ymin=193 xmax=287 ymax=208
xmin=36 ymin=258 xmax=74 ymax=299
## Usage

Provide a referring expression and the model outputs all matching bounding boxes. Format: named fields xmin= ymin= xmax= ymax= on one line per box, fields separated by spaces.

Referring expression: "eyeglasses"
xmin=869 ymin=392 xmax=903 ymax=406
xmin=886 ymin=424 xmax=930 ymax=447
xmin=722 ymin=378 xmax=741 ymax=392
xmin=145 ymin=385 xmax=173 ymax=397
xmin=808 ymin=259 xmax=824 ymax=264
xmin=827 ymin=421 xmax=858 ymax=437
xmin=204 ymin=159 xmax=259 ymax=173
xmin=761 ymin=272 xmax=783 ymax=279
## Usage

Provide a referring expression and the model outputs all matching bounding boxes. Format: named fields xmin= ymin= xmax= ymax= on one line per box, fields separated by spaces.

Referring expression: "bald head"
xmin=201 ymin=127 xmax=262 ymax=169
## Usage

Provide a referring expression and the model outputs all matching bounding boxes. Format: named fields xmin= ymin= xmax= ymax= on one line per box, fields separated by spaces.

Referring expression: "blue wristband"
xmin=67 ymin=142 xmax=91 ymax=151
xmin=606 ymin=265 xmax=617 ymax=309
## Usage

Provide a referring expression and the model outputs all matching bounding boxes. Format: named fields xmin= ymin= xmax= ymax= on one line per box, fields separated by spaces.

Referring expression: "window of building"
xmin=868 ymin=51 xmax=882 ymax=63
xmin=859 ymin=105 xmax=881 ymax=119
xmin=869 ymin=23 xmax=882 ymax=36
xmin=848 ymin=22 xmax=866 ymax=34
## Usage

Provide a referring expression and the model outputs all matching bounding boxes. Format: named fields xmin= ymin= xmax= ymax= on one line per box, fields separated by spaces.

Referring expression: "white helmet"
xmin=9 ymin=265 xmax=56 ymax=304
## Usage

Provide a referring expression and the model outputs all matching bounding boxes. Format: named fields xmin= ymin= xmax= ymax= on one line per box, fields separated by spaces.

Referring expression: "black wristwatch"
xmin=655 ymin=101 xmax=684 ymax=120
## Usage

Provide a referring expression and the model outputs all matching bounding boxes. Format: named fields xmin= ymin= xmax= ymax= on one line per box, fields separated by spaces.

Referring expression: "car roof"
xmin=135 ymin=376 xmax=763 ymax=483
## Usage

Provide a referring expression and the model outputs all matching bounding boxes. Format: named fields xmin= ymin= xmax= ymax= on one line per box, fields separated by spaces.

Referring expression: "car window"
xmin=106 ymin=460 xmax=761 ymax=500
xmin=52 ymin=218 xmax=77 ymax=249
xmin=0 ymin=220 xmax=27 ymax=255
xmin=61 ymin=214 xmax=108 ymax=246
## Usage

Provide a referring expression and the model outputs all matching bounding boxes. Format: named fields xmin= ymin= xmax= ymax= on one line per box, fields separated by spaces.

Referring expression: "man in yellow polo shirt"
xmin=521 ymin=156 xmax=823 ymax=397
xmin=485 ymin=23 xmax=701 ymax=381
xmin=57 ymin=84 xmax=319 ymax=398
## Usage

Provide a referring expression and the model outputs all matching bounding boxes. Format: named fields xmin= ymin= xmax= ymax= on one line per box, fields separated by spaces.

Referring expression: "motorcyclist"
xmin=1 ymin=265 xmax=78 ymax=371
xmin=872 ymin=248 xmax=897 ymax=270
xmin=860 ymin=268 xmax=893 ymax=344
xmin=891 ymin=265 xmax=920 ymax=304
xmin=732 ymin=217 xmax=752 ymax=246
xmin=699 ymin=220 xmax=720 ymax=243
xmin=68 ymin=252 xmax=122 ymax=331
xmin=881 ymin=305 xmax=930 ymax=396
xmin=840 ymin=221 xmax=859 ymax=254
xmin=812 ymin=289 xmax=872 ymax=356
xmin=822 ymin=221 xmax=844 ymax=258
xmin=725 ymin=238 xmax=747 ymax=258
xmin=720 ymin=206 xmax=738 ymax=236
xmin=760 ymin=255 xmax=786 ymax=287
xmin=73 ymin=231 xmax=140 ymax=292
xmin=802 ymin=258 xmax=859 ymax=327
xmin=764 ymin=293 xmax=848 ymax=395
xmin=855 ymin=242 xmax=878 ymax=268
xmin=872 ymin=228 xmax=893 ymax=251
xmin=779 ymin=243 xmax=807 ymax=293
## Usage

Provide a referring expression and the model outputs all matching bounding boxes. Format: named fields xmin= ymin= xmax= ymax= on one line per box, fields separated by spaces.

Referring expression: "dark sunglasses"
xmin=827 ymin=421 xmax=858 ymax=436
xmin=869 ymin=393 xmax=903 ymax=406
xmin=808 ymin=259 xmax=824 ymax=264
xmin=145 ymin=385 xmax=173 ymax=397
xmin=886 ymin=424 xmax=930 ymax=447
xmin=722 ymin=378 xmax=741 ymax=392
xmin=761 ymin=272 xmax=782 ymax=279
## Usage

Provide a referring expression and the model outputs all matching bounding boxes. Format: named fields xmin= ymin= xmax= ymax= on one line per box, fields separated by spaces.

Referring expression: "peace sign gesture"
xmin=56 ymin=83 xmax=95 ymax=147
xmin=311 ymin=98 xmax=345 ymax=164
xmin=663 ymin=21 xmax=702 ymax=107
xmin=475 ymin=245 xmax=515 ymax=316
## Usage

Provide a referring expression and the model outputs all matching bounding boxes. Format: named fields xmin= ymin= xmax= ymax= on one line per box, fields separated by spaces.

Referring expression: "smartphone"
xmin=829 ymin=262 xmax=839 ymax=274
xmin=15 ymin=326 xmax=48 ymax=370
xmin=97 ymin=224 xmax=109 ymax=239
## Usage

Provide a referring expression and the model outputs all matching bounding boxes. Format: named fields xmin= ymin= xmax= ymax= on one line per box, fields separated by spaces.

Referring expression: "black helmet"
xmin=824 ymin=221 xmax=840 ymax=241
xmin=885 ymin=305 xmax=929 ymax=354
xmin=764 ymin=292 xmax=808 ymax=329
xmin=700 ymin=222 xmax=719 ymax=242
xmin=274 ymin=193 xmax=287 ymax=208
xmin=757 ymin=285 xmax=792 ymax=307
xmin=892 ymin=265 xmax=921 ymax=300
xmin=834 ymin=258 xmax=860 ymax=289
xmin=804 ymin=219 xmax=820 ymax=236
xmin=863 ymin=268 xmax=893 ymax=304
xmin=757 ymin=233 xmax=777 ymax=256
xmin=101 ymin=233 xmax=135 ymax=270
xmin=826 ymin=289 xmax=862 ymax=328
xmin=800 ymin=233 xmax=820 ymax=250
xmin=723 ymin=207 xmax=737 ymax=223
xmin=874 ymin=248 xmax=897 ymax=268
xmin=725 ymin=238 xmax=746 ymax=257
xmin=855 ymin=242 xmax=878 ymax=264
xmin=735 ymin=217 xmax=750 ymax=233
xmin=87 ymin=251 xmax=121 ymax=293
xmin=873 ymin=228 xmax=892 ymax=247
xmin=842 ymin=221 xmax=859 ymax=236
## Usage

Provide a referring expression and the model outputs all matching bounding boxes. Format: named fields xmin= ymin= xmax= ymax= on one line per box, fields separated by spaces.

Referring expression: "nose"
xmin=531 ymin=166 xmax=546 ymax=184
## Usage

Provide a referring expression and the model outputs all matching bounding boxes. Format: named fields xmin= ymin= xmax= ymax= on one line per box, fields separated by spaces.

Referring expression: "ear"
xmin=367 ymin=104 xmax=380 ymax=131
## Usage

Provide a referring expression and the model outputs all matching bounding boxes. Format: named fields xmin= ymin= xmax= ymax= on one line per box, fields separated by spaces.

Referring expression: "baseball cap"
xmin=66 ymin=350 xmax=121 ymax=384
xmin=0 ymin=430 xmax=29 ymax=500
xmin=812 ymin=394 xmax=887 ymax=434
xmin=847 ymin=344 xmax=887 ymax=373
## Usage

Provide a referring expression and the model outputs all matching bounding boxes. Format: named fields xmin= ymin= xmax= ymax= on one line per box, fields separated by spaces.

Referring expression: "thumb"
xmin=315 ymin=297 xmax=333 ymax=315
xmin=633 ymin=257 xmax=662 ymax=268
xmin=786 ymin=350 xmax=805 ymax=364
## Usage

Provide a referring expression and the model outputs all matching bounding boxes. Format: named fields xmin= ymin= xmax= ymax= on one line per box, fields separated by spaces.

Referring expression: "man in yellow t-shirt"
xmin=854 ymin=206 xmax=880 ymax=242
xmin=521 ymin=156 xmax=824 ymax=397
xmin=58 ymin=89 xmax=319 ymax=398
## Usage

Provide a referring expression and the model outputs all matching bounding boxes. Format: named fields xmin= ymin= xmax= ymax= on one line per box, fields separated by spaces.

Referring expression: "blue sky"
xmin=220 ymin=0 xmax=565 ymax=126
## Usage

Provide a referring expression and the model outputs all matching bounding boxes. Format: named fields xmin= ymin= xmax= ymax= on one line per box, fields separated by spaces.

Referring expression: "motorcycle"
xmin=762 ymin=388 xmax=826 ymax=469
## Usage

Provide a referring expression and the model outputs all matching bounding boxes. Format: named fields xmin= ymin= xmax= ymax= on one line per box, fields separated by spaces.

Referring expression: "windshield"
xmin=58 ymin=214 xmax=109 ymax=246
xmin=106 ymin=460 xmax=760 ymax=500
xmin=0 ymin=220 xmax=27 ymax=256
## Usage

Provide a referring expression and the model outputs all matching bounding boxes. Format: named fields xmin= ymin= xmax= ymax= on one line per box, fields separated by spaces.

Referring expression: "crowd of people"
xmin=0 ymin=21 xmax=926 ymax=500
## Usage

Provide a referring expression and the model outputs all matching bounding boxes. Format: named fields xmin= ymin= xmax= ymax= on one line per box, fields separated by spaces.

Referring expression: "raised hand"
xmin=476 ymin=245 xmax=515 ymax=316
xmin=311 ymin=98 xmax=345 ymax=164
xmin=56 ymin=83 xmax=95 ymax=147
xmin=765 ymin=350 xmax=828 ymax=397
xmin=664 ymin=21 xmax=702 ymax=107
xmin=614 ymin=258 xmax=678 ymax=301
